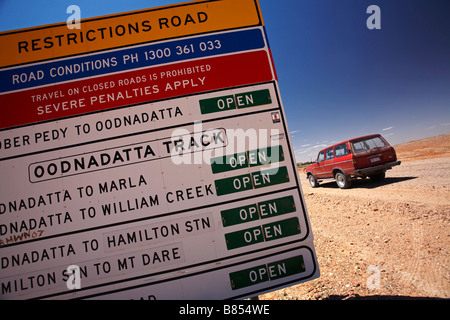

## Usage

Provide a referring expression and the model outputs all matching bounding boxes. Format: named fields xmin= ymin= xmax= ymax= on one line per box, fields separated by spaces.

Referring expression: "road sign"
xmin=0 ymin=0 xmax=319 ymax=300
xmin=0 ymin=0 xmax=262 ymax=67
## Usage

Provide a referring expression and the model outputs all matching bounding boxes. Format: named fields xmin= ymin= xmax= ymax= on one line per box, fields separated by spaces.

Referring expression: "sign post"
xmin=0 ymin=0 xmax=319 ymax=300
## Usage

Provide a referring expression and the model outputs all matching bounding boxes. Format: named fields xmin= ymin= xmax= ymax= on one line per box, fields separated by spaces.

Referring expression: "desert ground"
xmin=261 ymin=134 xmax=450 ymax=300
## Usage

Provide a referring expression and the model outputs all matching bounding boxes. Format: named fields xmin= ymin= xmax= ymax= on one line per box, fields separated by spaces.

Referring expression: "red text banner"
xmin=0 ymin=51 xmax=274 ymax=129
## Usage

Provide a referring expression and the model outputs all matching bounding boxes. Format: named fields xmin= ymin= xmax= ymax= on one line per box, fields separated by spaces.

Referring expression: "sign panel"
xmin=0 ymin=0 xmax=262 ymax=67
xmin=0 ymin=0 xmax=319 ymax=300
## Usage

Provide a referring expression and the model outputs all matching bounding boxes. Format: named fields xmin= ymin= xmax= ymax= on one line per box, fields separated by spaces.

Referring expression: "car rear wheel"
xmin=308 ymin=174 xmax=319 ymax=188
xmin=335 ymin=171 xmax=351 ymax=189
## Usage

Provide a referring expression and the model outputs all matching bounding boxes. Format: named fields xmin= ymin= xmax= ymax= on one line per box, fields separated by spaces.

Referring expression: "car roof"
xmin=318 ymin=134 xmax=381 ymax=152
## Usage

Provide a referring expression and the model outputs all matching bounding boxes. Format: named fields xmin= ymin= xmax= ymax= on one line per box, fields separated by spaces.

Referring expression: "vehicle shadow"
xmin=317 ymin=176 xmax=418 ymax=189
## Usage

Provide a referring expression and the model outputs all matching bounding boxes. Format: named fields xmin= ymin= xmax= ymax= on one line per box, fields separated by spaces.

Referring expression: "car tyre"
xmin=308 ymin=174 xmax=319 ymax=188
xmin=335 ymin=171 xmax=351 ymax=189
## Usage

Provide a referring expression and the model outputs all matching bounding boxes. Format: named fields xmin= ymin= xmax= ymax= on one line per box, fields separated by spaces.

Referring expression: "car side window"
xmin=317 ymin=151 xmax=324 ymax=162
xmin=325 ymin=148 xmax=334 ymax=160
xmin=334 ymin=143 xmax=348 ymax=158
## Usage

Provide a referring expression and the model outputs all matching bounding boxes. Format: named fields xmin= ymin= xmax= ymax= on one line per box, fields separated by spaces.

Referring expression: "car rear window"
xmin=351 ymin=136 xmax=386 ymax=152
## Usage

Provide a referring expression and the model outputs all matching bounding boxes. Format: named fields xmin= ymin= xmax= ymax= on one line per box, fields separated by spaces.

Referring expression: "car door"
xmin=333 ymin=143 xmax=353 ymax=174
xmin=321 ymin=147 xmax=335 ymax=178
xmin=314 ymin=151 xmax=326 ymax=178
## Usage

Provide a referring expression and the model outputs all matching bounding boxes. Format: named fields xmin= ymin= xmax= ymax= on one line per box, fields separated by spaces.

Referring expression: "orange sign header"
xmin=0 ymin=0 xmax=263 ymax=68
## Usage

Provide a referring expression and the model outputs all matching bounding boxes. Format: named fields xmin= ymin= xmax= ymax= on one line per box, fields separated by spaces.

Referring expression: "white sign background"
xmin=1 ymin=82 xmax=319 ymax=299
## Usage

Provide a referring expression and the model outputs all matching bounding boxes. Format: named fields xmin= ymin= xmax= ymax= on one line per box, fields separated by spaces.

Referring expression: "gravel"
xmin=260 ymin=135 xmax=450 ymax=300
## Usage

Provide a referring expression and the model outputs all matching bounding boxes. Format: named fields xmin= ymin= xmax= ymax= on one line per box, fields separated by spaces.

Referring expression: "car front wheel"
xmin=335 ymin=171 xmax=351 ymax=189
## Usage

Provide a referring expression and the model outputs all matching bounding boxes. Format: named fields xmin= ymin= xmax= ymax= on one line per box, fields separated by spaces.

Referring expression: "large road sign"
xmin=0 ymin=0 xmax=319 ymax=300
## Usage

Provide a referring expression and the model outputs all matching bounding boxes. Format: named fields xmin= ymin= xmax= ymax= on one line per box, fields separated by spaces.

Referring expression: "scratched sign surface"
xmin=0 ymin=0 xmax=319 ymax=299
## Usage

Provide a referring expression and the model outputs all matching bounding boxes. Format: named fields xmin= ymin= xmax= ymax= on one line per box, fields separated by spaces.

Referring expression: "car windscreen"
xmin=351 ymin=136 xmax=386 ymax=153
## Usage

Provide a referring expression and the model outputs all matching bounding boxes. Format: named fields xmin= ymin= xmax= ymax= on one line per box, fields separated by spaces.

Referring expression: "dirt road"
xmin=261 ymin=134 xmax=450 ymax=299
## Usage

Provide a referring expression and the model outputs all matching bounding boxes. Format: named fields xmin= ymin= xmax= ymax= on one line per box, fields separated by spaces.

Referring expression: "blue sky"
xmin=1 ymin=0 xmax=449 ymax=162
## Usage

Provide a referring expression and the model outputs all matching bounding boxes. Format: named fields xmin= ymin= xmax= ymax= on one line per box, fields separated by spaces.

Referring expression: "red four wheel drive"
xmin=305 ymin=134 xmax=401 ymax=189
